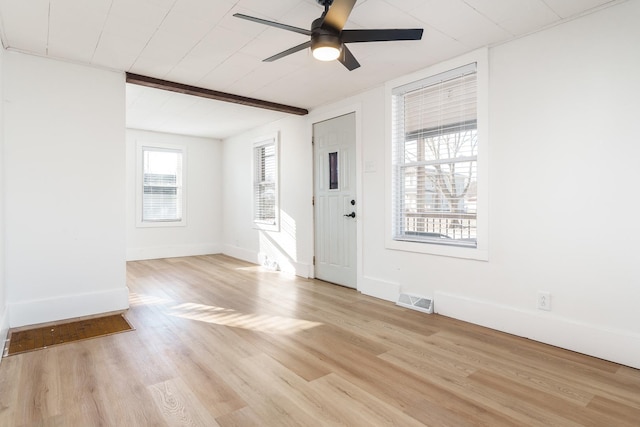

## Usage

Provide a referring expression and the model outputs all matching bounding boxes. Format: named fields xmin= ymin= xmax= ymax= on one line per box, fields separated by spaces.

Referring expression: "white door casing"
xmin=313 ymin=113 xmax=357 ymax=288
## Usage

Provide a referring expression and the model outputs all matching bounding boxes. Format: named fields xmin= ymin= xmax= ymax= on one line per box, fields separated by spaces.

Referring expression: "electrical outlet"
xmin=538 ymin=291 xmax=551 ymax=311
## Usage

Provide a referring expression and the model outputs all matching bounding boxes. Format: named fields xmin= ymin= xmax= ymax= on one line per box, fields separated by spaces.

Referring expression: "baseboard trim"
xmin=223 ymin=244 xmax=258 ymax=265
xmin=434 ymin=291 xmax=640 ymax=369
xmin=8 ymin=287 xmax=130 ymax=328
xmin=223 ymin=245 xmax=311 ymax=278
xmin=257 ymin=251 xmax=311 ymax=278
xmin=359 ymin=276 xmax=400 ymax=302
xmin=126 ymin=243 xmax=222 ymax=261
xmin=0 ymin=307 xmax=9 ymax=362
xmin=292 ymin=261 xmax=311 ymax=278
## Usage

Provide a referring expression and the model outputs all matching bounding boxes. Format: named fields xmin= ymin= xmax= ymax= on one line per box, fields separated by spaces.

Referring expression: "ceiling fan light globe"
xmin=313 ymin=45 xmax=341 ymax=61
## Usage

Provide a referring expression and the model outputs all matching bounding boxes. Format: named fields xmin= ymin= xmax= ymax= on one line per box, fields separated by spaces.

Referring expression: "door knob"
xmin=344 ymin=212 xmax=356 ymax=218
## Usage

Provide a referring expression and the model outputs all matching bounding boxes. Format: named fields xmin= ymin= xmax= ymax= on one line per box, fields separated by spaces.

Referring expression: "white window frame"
xmin=385 ymin=48 xmax=488 ymax=261
xmin=136 ymin=141 xmax=187 ymax=228
xmin=252 ymin=133 xmax=279 ymax=231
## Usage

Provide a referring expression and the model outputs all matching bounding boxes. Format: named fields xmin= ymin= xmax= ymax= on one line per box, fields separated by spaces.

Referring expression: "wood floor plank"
xmin=468 ymin=369 xmax=625 ymax=427
xmin=215 ymin=406 xmax=264 ymax=427
xmin=287 ymin=327 xmax=442 ymax=411
xmin=1 ymin=254 xmax=639 ymax=426
xmin=421 ymin=332 xmax=596 ymax=405
xmin=230 ymin=328 xmax=334 ymax=381
xmin=163 ymin=345 xmax=247 ymax=418
xmin=148 ymin=377 xmax=220 ymax=426
xmin=310 ymin=373 xmax=427 ymax=426
xmin=55 ymin=342 xmax=118 ymax=426
xmin=617 ymin=365 xmax=640 ymax=379
xmin=586 ymin=395 xmax=640 ymax=426
xmin=12 ymin=348 xmax=62 ymax=426
xmin=90 ymin=336 xmax=172 ymax=426
xmin=209 ymin=354 xmax=318 ymax=426
xmin=404 ymin=398 xmax=504 ymax=427
xmin=0 ymin=355 xmax=20 ymax=422
xmin=234 ymin=353 xmax=345 ymax=424
xmin=433 ymin=329 xmax=640 ymax=409
xmin=377 ymin=349 xmax=532 ymax=426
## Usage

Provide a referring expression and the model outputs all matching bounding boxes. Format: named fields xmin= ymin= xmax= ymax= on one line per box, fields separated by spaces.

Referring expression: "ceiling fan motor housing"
xmin=316 ymin=0 xmax=334 ymax=7
xmin=311 ymin=17 xmax=342 ymax=52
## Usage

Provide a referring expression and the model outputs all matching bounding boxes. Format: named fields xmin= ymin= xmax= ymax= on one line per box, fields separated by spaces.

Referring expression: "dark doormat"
xmin=4 ymin=313 xmax=134 ymax=357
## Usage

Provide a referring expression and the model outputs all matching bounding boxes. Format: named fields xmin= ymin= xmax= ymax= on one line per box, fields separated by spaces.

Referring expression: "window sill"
xmin=136 ymin=219 xmax=187 ymax=228
xmin=253 ymin=221 xmax=279 ymax=232
xmin=386 ymin=238 xmax=488 ymax=261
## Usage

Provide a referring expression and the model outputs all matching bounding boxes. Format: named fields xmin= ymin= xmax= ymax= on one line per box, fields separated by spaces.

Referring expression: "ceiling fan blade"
xmin=338 ymin=45 xmax=360 ymax=71
xmin=323 ymin=0 xmax=357 ymax=31
xmin=233 ymin=13 xmax=311 ymax=36
xmin=264 ymin=41 xmax=312 ymax=62
xmin=342 ymin=28 xmax=423 ymax=43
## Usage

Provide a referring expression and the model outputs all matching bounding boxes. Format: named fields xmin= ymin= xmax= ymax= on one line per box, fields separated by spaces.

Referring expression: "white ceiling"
xmin=0 ymin=0 xmax=621 ymax=139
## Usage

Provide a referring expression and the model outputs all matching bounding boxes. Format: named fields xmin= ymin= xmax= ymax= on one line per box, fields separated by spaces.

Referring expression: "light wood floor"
xmin=1 ymin=255 xmax=639 ymax=426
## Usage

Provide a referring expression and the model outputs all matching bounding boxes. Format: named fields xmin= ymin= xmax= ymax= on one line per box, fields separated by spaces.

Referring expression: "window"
xmin=137 ymin=143 xmax=186 ymax=227
xmin=253 ymin=133 xmax=279 ymax=230
xmin=387 ymin=50 xmax=487 ymax=259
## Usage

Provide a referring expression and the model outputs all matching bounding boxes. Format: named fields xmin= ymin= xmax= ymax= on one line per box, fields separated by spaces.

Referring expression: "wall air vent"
xmin=396 ymin=293 xmax=433 ymax=314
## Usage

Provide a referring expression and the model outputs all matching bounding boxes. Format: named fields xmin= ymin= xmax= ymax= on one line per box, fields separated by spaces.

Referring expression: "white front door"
xmin=313 ymin=113 xmax=357 ymax=288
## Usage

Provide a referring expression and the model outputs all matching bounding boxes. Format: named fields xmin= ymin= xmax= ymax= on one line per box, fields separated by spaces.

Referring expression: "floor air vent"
xmin=396 ymin=293 xmax=433 ymax=314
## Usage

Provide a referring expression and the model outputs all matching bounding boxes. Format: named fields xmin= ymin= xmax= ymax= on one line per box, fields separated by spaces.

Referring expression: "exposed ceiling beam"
xmin=126 ymin=73 xmax=309 ymax=116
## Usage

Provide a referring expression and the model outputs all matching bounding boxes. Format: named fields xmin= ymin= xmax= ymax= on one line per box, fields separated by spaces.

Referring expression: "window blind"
xmin=142 ymin=147 xmax=183 ymax=222
xmin=254 ymin=142 xmax=277 ymax=225
xmin=391 ymin=63 xmax=478 ymax=247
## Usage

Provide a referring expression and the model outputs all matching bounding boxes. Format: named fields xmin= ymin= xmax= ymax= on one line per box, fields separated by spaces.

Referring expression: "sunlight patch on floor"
xmin=234 ymin=265 xmax=299 ymax=283
xmin=166 ymin=302 xmax=321 ymax=334
xmin=129 ymin=292 xmax=174 ymax=307
xmin=235 ymin=265 xmax=281 ymax=273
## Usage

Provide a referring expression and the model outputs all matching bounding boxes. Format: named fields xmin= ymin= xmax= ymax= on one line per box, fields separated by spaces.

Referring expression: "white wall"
xmin=4 ymin=52 xmax=128 ymax=327
xmin=222 ymin=115 xmax=313 ymax=277
xmin=223 ymin=1 xmax=640 ymax=368
xmin=126 ymin=129 xmax=222 ymax=260
xmin=0 ymin=45 xmax=7 ymax=346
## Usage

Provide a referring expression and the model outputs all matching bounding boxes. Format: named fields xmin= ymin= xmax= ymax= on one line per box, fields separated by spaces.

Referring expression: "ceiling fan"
xmin=233 ymin=0 xmax=423 ymax=71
